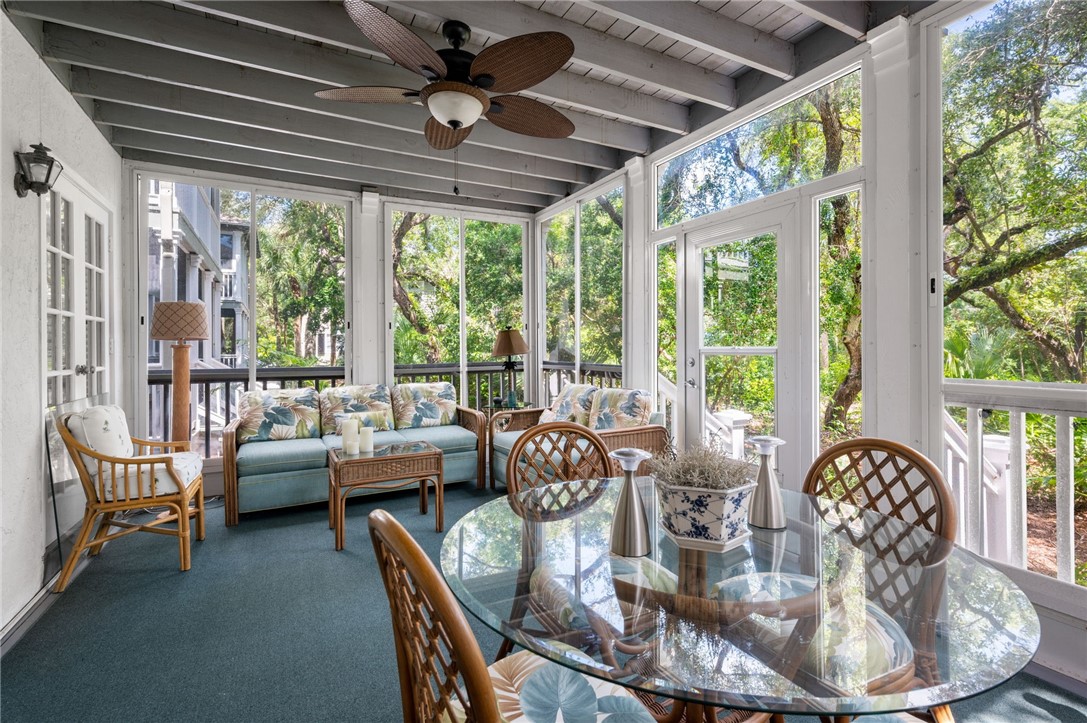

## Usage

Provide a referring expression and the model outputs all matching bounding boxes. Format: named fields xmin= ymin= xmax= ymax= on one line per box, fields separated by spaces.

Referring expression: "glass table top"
xmin=440 ymin=477 xmax=1040 ymax=716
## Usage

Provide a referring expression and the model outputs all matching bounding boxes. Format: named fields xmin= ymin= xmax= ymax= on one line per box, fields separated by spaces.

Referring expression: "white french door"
xmin=677 ymin=200 xmax=807 ymax=486
xmin=44 ymin=176 xmax=111 ymax=407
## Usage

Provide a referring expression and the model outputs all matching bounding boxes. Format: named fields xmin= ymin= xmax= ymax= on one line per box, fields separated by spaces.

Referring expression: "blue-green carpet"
xmin=1 ymin=485 xmax=1083 ymax=722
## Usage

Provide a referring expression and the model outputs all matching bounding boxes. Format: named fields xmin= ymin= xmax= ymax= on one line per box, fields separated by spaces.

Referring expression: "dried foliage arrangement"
xmin=649 ymin=442 xmax=754 ymax=491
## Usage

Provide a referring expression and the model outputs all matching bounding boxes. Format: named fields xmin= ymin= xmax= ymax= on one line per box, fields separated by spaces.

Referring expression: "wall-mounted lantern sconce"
xmin=13 ymin=143 xmax=63 ymax=198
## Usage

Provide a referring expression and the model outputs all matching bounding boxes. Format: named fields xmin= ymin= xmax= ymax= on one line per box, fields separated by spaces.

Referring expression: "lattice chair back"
xmin=803 ymin=437 xmax=957 ymax=542
xmin=368 ymin=509 xmax=499 ymax=722
xmin=505 ymin=421 xmax=611 ymax=498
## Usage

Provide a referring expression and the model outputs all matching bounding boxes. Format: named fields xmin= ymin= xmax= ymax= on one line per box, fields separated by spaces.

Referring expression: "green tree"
xmin=942 ymin=0 xmax=1087 ymax=383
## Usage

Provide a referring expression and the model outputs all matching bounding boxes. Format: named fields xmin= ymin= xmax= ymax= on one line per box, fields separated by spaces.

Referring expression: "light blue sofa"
xmin=223 ymin=383 xmax=485 ymax=525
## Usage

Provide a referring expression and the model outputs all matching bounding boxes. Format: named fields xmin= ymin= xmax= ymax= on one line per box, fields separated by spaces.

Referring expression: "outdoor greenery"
xmin=942 ymin=0 xmax=1086 ymax=386
xmin=543 ymin=187 xmax=624 ymax=367
xmin=942 ymin=0 xmax=1086 ymax=528
xmin=221 ymin=190 xmax=347 ymax=367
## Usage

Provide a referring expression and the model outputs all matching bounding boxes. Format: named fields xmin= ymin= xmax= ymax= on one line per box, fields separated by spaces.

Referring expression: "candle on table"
xmin=342 ymin=417 xmax=360 ymax=455
xmin=358 ymin=425 xmax=374 ymax=453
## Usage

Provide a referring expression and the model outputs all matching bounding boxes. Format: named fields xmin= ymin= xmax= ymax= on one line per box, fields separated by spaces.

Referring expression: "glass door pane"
xmin=698 ymin=232 xmax=778 ymax=451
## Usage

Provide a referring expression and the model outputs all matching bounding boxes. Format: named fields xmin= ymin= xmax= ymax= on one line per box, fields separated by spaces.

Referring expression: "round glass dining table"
xmin=440 ymin=477 xmax=1040 ymax=719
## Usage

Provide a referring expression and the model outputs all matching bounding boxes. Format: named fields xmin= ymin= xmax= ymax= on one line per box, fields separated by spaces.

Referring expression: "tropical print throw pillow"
xmin=391 ymin=382 xmax=458 ymax=429
xmin=320 ymin=384 xmax=394 ymax=434
xmin=587 ymin=388 xmax=652 ymax=430
xmin=538 ymin=384 xmax=598 ymax=426
xmin=236 ymin=388 xmax=321 ymax=443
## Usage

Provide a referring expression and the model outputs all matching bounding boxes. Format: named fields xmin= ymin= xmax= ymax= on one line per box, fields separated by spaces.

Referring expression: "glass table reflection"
xmin=439 ymin=478 xmax=1040 ymax=719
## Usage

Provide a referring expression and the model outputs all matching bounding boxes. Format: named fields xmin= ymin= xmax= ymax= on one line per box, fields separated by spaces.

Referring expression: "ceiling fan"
xmin=315 ymin=0 xmax=576 ymax=151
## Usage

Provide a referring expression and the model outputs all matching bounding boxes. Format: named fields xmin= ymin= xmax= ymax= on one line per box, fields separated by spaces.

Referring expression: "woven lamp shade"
xmin=150 ymin=301 xmax=210 ymax=341
xmin=492 ymin=328 xmax=529 ymax=357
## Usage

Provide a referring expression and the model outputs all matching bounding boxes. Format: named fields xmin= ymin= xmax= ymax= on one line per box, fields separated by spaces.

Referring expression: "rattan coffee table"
xmin=328 ymin=441 xmax=444 ymax=550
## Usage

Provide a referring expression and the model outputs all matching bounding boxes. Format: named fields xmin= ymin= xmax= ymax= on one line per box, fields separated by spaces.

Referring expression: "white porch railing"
xmin=944 ymin=379 xmax=1086 ymax=585
xmin=656 ymin=374 xmax=750 ymax=457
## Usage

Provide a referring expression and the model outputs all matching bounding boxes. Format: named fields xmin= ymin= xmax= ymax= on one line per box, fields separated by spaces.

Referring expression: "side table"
xmin=328 ymin=441 xmax=444 ymax=550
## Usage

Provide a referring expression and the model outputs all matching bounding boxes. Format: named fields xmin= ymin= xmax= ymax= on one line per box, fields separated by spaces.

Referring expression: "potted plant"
xmin=650 ymin=443 xmax=758 ymax=551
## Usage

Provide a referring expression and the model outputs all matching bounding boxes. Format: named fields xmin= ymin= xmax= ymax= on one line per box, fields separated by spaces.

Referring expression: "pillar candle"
xmin=342 ymin=417 xmax=360 ymax=455
xmin=358 ymin=425 xmax=374 ymax=453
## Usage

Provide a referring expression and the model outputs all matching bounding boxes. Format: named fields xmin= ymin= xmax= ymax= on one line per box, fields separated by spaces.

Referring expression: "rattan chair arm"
xmin=455 ymin=406 xmax=486 ymax=439
xmin=487 ymin=407 xmax=545 ymax=439
xmin=130 ymin=436 xmax=191 ymax=453
xmin=223 ymin=418 xmax=242 ymax=525
xmin=65 ymin=436 xmax=188 ymax=497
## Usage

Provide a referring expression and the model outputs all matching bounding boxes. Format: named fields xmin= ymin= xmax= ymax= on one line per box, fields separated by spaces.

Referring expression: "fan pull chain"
xmin=453 ymin=148 xmax=460 ymax=196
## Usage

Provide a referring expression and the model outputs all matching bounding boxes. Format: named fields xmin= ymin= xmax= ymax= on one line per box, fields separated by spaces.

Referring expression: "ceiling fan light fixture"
xmin=420 ymin=81 xmax=490 ymax=131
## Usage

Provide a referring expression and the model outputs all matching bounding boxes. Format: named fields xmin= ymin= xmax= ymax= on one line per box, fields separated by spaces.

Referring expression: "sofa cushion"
xmin=391 ymin=382 xmax=458 ymax=429
xmin=235 ymin=437 xmax=329 ymax=476
xmin=332 ymin=410 xmax=394 ymax=435
xmin=492 ymin=429 xmax=527 ymax=456
xmin=587 ymin=387 xmax=652 ymax=430
xmin=319 ymin=384 xmax=394 ymax=435
xmin=538 ymin=384 xmax=598 ymax=426
xmin=100 ymin=452 xmax=202 ymax=500
xmin=66 ymin=404 xmax=134 ymax=469
xmin=236 ymin=388 xmax=321 ymax=443
xmin=397 ymin=425 xmax=477 ymax=454
xmin=322 ymin=431 xmax=408 ymax=451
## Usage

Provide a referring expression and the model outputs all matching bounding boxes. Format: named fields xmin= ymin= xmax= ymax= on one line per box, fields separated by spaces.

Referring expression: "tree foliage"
xmin=226 ymin=190 xmax=346 ymax=367
xmin=942 ymin=0 xmax=1087 ymax=383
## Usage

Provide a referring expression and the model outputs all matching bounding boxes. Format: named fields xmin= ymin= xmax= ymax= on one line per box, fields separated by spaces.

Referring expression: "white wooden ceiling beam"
xmin=70 ymin=0 xmax=686 ymax=133
xmin=95 ymin=102 xmax=567 ymax=198
xmin=113 ymin=129 xmax=551 ymax=208
xmin=122 ymin=148 xmax=534 ymax=214
xmin=580 ymin=1 xmax=796 ymax=80
xmin=41 ymin=24 xmax=620 ymax=169
xmin=390 ymin=1 xmax=738 ymax=109
xmin=781 ymin=1 xmax=868 ymax=39
xmin=70 ymin=68 xmax=589 ymax=186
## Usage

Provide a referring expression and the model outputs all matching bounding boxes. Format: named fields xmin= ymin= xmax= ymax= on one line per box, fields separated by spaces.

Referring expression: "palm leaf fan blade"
xmin=470 ymin=32 xmax=574 ymax=93
xmin=424 ymin=117 xmax=473 ymax=150
xmin=343 ymin=0 xmax=447 ymax=79
xmin=314 ymin=86 xmax=420 ymax=103
xmin=486 ymin=96 xmax=574 ymax=139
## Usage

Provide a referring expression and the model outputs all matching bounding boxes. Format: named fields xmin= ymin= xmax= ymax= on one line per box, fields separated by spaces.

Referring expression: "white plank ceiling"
xmin=4 ymin=0 xmax=879 ymax=212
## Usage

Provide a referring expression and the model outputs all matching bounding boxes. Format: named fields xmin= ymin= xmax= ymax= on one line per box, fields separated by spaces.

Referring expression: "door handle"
xmin=685 ymin=378 xmax=697 ymax=389
xmin=75 ymin=364 xmax=97 ymax=376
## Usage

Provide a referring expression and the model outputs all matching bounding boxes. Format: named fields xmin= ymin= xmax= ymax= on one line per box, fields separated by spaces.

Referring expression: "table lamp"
xmin=492 ymin=326 xmax=528 ymax=408
xmin=150 ymin=301 xmax=210 ymax=442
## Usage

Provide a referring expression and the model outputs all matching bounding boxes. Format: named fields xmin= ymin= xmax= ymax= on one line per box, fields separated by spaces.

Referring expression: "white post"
xmin=965 ymin=406 xmax=983 ymax=554
xmin=624 ymin=157 xmax=652 ymax=392
xmin=353 ymin=191 xmax=382 ymax=383
xmin=865 ymin=17 xmax=927 ymax=450
xmin=1055 ymin=413 xmax=1074 ymax=583
xmin=982 ymin=433 xmax=1010 ymax=564
xmin=1008 ymin=411 xmax=1027 ymax=568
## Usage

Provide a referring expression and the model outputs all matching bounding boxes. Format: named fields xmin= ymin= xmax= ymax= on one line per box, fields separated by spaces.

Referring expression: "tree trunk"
xmin=813 ymin=86 xmax=863 ymax=431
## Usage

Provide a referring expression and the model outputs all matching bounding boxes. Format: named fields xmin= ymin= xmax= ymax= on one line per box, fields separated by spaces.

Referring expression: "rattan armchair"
xmin=505 ymin=421 xmax=612 ymax=498
xmin=54 ymin=410 xmax=205 ymax=592
xmin=489 ymin=407 xmax=668 ymax=488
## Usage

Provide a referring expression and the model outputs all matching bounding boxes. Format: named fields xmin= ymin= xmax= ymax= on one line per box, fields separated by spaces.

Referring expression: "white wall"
xmin=1 ymin=15 xmax=123 ymax=629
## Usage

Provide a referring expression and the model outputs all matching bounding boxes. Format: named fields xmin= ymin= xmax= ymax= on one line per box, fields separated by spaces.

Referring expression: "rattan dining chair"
xmin=505 ymin=421 xmax=611 ymax=498
xmin=797 ymin=437 xmax=959 ymax=723
xmin=803 ymin=437 xmax=957 ymax=542
xmin=367 ymin=509 xmax=653 ymax=723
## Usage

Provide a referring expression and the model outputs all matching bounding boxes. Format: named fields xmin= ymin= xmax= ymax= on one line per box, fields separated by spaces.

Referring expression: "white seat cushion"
xmin=98 ymin=451 xmax=202 ymax=501
xmin=449 ymin=649 xmax=652 ymax=722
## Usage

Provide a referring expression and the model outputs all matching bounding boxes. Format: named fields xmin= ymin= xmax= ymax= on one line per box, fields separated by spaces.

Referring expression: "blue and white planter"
xmin=656 ymin=479 xmax=758 ymax=552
